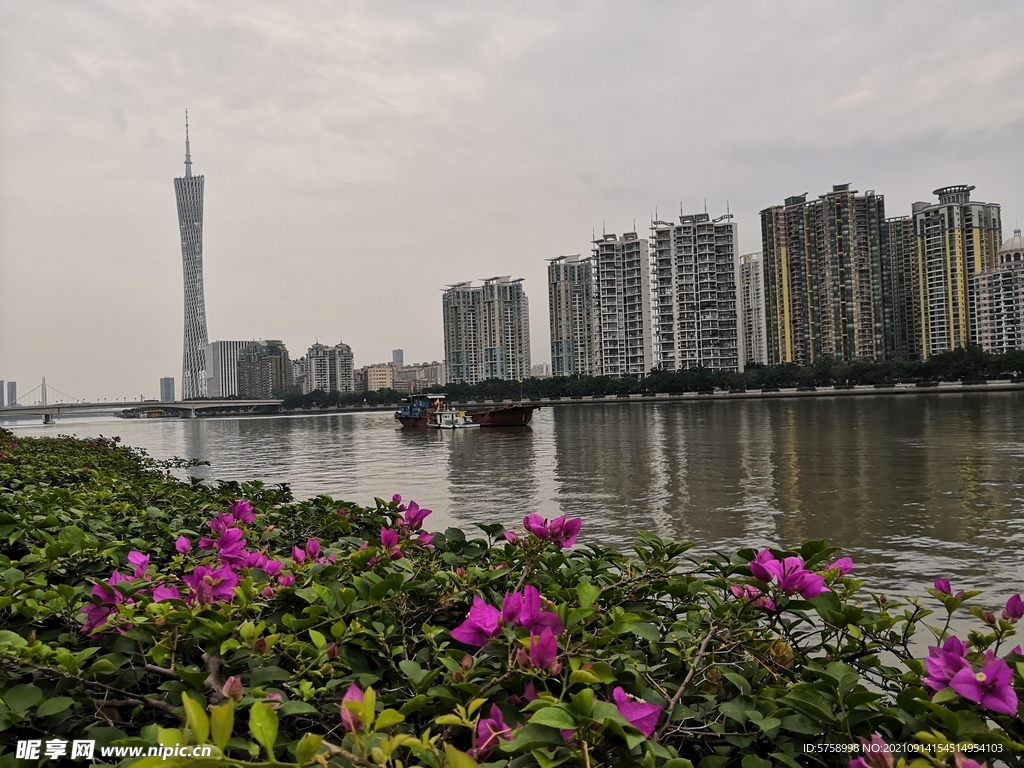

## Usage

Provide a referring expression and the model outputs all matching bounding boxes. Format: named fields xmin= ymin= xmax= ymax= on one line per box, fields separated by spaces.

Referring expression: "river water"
xmin=8 ymin=393 xmax=1024 ymax=603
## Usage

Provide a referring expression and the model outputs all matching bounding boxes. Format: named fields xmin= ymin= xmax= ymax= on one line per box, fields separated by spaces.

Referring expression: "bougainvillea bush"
xmin=0 ymin=428 xmax=1022 ymax=768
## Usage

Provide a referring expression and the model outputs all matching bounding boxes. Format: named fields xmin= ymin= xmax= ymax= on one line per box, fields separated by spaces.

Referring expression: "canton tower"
xmin=174 ymin=112 xmax=209 ymax=399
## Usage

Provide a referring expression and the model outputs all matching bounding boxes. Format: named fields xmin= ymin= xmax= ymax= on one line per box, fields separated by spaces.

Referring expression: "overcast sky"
xmin=2 ymin=1 xmax=1023 ymax=402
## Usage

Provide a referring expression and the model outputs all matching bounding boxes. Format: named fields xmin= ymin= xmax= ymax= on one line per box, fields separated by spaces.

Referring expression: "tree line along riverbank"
xmin=1 ymin=430 xmax=1023 ymax=767
xmin=273 ymin=347 xmax=1024 ymax=412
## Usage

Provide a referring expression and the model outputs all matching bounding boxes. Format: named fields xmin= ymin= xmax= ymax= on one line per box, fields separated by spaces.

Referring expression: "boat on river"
xmin=395 ymin=394 xmax=540 ymax=428
xmin=429 ymin=408 xmax=479 ymax=429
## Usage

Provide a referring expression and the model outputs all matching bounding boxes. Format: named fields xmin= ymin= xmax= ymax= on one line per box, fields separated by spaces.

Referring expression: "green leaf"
xmin=577 ymin=583 xmax=602 ymax=609
xmin=930 ymin=687 xmax=959 ymax=704
xmin=0 ymin=630 xmax=28 ymax=648
xmin=399 ymin=659 xmax=427 ymax=685
xmin=250 ymin=665 xmax=292 ymax=686
xmin=444 ymin=743 xmax=477 ymax=768
xmin=501 ymin=723 xmax=564 ymax=752
xmin=278 ymin=701 xmax=319 ymax=717
xmin=249 ymin=701 xmax=279 ymax=760
xmin=374 ymin=708 xmax=405 ymax=730
xmin=630 ymin=622 xmax=661 ymax=644
xmin=3 ymin=684 xmax=42 ymax=714
xmin=294 ymin=733 xmax=323 ymax=764
xmin=210 ymin=700 xmax=234 ymax=752
xmin=36 ymin=697 xmax=75 ymax=717
xmin=662 ymin=761 xmax=695 ymax=768
xmin=181 ymin=694 xmax=209 ymax=745
xmin=528 ymin=706 xmax=577 ymax=730
xmin=742 ymin=756 xmax=772 ymax=768
xmin=308 ymin=629 xmax=326 ymax=649
xmin=569 ymin=670 xmax=602 ymax=686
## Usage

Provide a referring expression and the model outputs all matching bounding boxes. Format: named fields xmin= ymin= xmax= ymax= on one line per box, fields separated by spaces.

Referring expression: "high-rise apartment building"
xmin=0 ymin=380 xmax=4 ymax=408
xmin=6 ymin=382 xmax=16 ymax=407
xmin=593 ymin=232 xmax=654 ymax=377
xmin=394 ymin=361 xmax=446 ymax=393
xmin=159 ymin=377 xmax=175 ymax=402
xmin=442 ymin=277 xmax=531 ymax=384
xmin=392 ymin=349 xmax=404 ymax=366
xmin=304 ymin=342 xmax=354 ymax=394
xmin=205 ymin=341 xmax=250 ymax=398
xmin=761 ymin=185 xmax=893 ymax=365
xmin=970 ymin=229 xmax=1024 ymax=355
xmin=739 ymin=252 xmax=768 ymax=366
xmin=547 ymin=255 xmax=596 ymax=376
xmin=366 ymin=364 xmax=395 ymax=392
xmin=237 ymin=340 xmax=290 ymax=399
xmin=912 ymin=185 xmax=1002 ymax=358
xmin=174 ymin=114 xmax=209 ymax=399
xmin=886 ymin=217 xmax=921 ymax=361
xmin=651 ymin=213 xmax=740 ymax=372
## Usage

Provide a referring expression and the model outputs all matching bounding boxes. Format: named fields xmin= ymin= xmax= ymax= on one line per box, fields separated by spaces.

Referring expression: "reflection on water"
xmin=10 ymin=392 xmax=1024 ymax=598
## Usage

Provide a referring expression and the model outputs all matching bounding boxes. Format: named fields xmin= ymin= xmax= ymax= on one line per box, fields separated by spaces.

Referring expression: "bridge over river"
xmin=0 ymin=399 xmax=282 ymax=424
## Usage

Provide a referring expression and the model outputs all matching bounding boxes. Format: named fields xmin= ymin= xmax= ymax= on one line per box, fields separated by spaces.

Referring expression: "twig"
xmin=144 ymin=663 xmax=177 ymax=678
xmin=203 ymin=652 xmax=227 ymax=704
xmin=654 ymin=622 xmax=716 ymax=743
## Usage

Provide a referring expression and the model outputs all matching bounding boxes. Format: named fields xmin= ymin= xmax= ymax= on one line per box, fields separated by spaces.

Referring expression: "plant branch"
xmin=654 ymin=622 xmax=716 ymax=743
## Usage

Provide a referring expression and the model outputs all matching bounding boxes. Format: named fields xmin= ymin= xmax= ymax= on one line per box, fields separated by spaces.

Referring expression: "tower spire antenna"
xmin=184 ymin=110 xmax=193 ymax=178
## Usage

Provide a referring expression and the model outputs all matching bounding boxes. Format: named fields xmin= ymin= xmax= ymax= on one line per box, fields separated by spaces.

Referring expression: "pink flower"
xmin=548 ymin=516 xmax=582 ymax=548
xmin=392 ymin=494 xmax=402 ymax=502
xmin=230 ymin=498 xmax=255 ymax=524
xmin=1004 ymin=594 xmax=1024 ymax=621
xmin=954 ymin=753 xmax=987 ymax=768
xmin=611 ymin=688 xmax=662 ymax=737
xmin=501 ymin=586 xmax=564 ymax=635
xmin=127 ymin=551 xmax=150 ymax=579
xmin=263 ymin=559 xmax=282 ymax=578
xmin=264 ymin=692 xmax=283 ymax=710
xmin=278 ymin=573 xmax=294 ymax=587
xmin=948 ymin=651 xmax=1019 ymax=715
xmin=261 ymin=586 xmax=274 ymax=598
xmin=923 ymin=635 xmax=971 ymax=692
xmin=775 ymin=557 xmax=828 ymax=598
xmin=451 ymin=597 xmax=502 ymax=646
xmin=175 ymin=536 xmax=191 ymax=554
xmin=749 ymin=548 xmax=779 ymax=582
xmin=527 ymin=629 xmax=560 ymax=673
xmin=730 ymin=583 xmax=776 ymax=611
xmin=152 ymin=585 xmax=182 ymax=602
xmin=292 ymin=546 xmax=306 ymax=564
xmin=81 ymin=571 xmax=130 ymax=634
xmin=416 ymin=532 xmax=435 ymax=548
xmin=827 ymin=557 xmax=855 ymax=576
xmin=523 ymin=513 xmax=549 ymax=539
xmin=182 ymin=565 xmax=239 ymax=606
xmin=504 ymin=531 xmax=519 ymax=544
xmin=305 ymin=538 xmax=321 ymax=559
xmin=404 ymin=501 xmax=432 ymax=530
xmin=934 ymin=578 xmax=965 ymax=598
xmin=380 ymin=527 xmax=399 ymax=549
xmin=198 ymin=536 xmax=216 ymax=550
xmin=221 ymin=676 xmax=244 ymax=702
xmin=340 ymin=684 xmax=365 ymax=732
xmin=471 ymin=705 xmax=512 ymax=759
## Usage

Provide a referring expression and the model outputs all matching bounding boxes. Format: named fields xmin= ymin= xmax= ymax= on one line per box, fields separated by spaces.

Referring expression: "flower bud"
xmin=461 ymin=654 xmax=474 ymax=671
xmin=516 ymin=647 xmax=531 ymax=669
xmin=221 ymin=676 xmax=244 ymax=702
xmin=984 ymin=611 xmax=996 ymax=625
xmin=326 ymin=642 xmax=339 ymax=659
xmin=456 ymin=567 xmax=466 ymax=579
xmin=252 ymin=637 xmax=268 ymax=655
xmin=453 ymin=670 xmax=465 ymax=682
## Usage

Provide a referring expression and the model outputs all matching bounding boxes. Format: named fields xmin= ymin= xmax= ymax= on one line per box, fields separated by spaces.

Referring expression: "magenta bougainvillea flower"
xmin=263 ymin=559 xmax=282 ymax=578
xmin=826 ymin=557 xmax=855 ymax=576
xmin=305 ymin=538 xmax=321 ymax=559
xmin=953 ymin=754 xmax=986 ymax=768
xmin=472 ymin=705 xmax=513 ymax=759
xmin=81 ymin=571 xmax=131 ymax=634
xmin=127 ymin=551 xmax=150 ymax=579
xmin=747 ymin=550 xmax=828 ymax=598
xmin=611 ymin=688 xmax=663 ymax=737
xmin=151 ymin=585 xmax=181 ymax=602
xmin=848 ymin=735 xmax=894 ymax=768
xmin=526 ymin=629 xmax=560 ymax=673
xmin=291 ymin=545 xmax=306 ymax=564
xmin=182 ymin=565 xmax=239 ymax=606
xmin=230 ymin=498 xmax=255 ymax=524
xmin=948 ymin=651 xmax=1019 ymax=715
xmin=340 ymin=684 xmax=365 ymax=732
xmin=175 ymin=536 xmax=191 ymax=554
xmin=221 ymin=675 xmax=244 ymax=702
xmin=380 ymin=527 xmax=399 ymax=549
xmin=451 ymin=597 xmax=502 ymax=646
xmin=922 ymin=635 xmax=971 ymax=691
xmin=730 ymin=583 xmax=776 ymax=611
xmin=501 ymin=585 xmax=564 ymax=635
xmin=404 ymin=501 xmax=432 ymax=530
xmin=934 ymin=578 xmax=965 ymax=598
xmin=522 ymin=514 xmax=582 ymax=548
xmin=1004 ymin=594 xmax=1024 ymax=621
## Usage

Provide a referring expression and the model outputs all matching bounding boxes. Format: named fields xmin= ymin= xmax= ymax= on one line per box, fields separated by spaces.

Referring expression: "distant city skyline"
xmin=2 ymin=3 xmax=1023 ymax=399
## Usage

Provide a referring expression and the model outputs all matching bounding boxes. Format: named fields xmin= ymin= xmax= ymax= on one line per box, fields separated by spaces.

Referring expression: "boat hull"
xmin=395 ymin=403 xmax=540 ymax=427
xmin=470 ymin=404 xmax=540 ymax=427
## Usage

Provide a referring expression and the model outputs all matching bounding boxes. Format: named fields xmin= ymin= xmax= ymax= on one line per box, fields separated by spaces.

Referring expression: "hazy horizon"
xmin=2 ymin=1 xmax=1023 ymax=401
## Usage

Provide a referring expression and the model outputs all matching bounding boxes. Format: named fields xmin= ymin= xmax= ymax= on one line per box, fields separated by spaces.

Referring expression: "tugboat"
xmin=395 ymin=393 xmax=540 ymax=428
